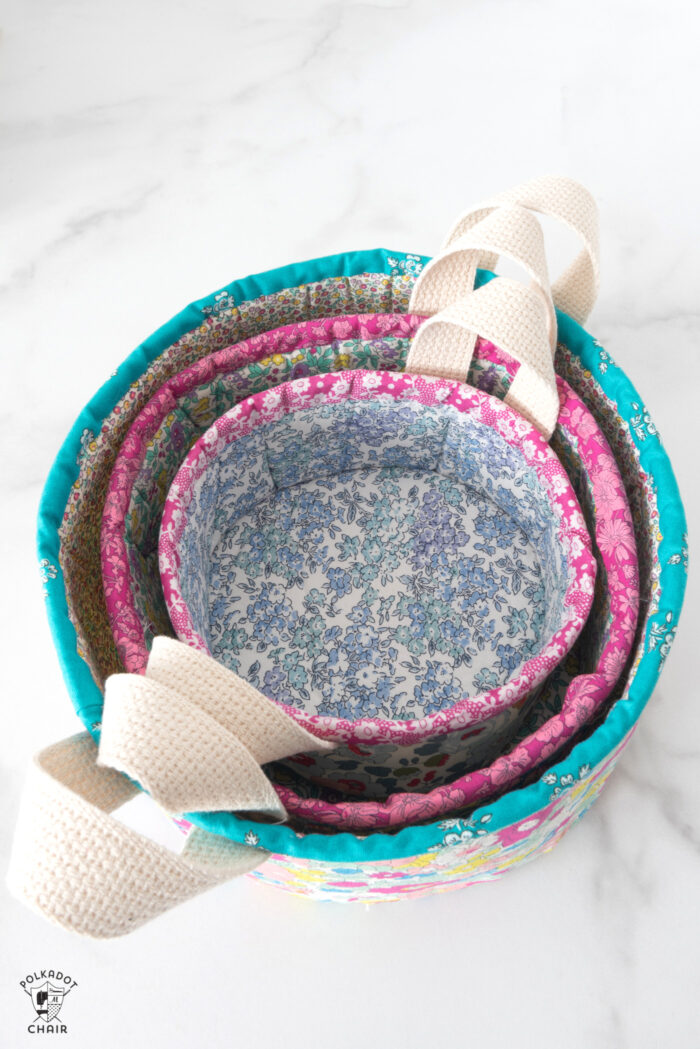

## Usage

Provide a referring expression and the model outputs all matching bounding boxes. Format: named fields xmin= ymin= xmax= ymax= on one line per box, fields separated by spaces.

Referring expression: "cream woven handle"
xmin=406 ymin=204 xmax=558 ymax=419
xmin=409 ymin=202 xmax=556 ymax=345
xmin=100 ymin=675 xmax=288 ymax=820
xmin=146 ymin=636 xmax=333 ymax=766
xmin=413 ymin=277 xmax=559 ymax=436
xmin=7 ymin=733 xmax=269 ymax=938
xmin=101 ymin=637 xmax=334 ymax=820
xmin=8 ymin=639 xmax=335 ymax=937
xmin=415 ymin=174 xmax=600 ymax=324
xmin=406 ymin=176 xmax=599 ymax=436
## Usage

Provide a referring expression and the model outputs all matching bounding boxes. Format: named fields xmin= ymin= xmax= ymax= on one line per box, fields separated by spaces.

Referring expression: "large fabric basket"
xmin=31 ymin=248 xmax=686 ymax=907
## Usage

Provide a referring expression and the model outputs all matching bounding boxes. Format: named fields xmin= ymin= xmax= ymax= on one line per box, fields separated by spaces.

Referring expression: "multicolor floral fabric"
xmin=246 ymin=739 xmax=625 ymax=901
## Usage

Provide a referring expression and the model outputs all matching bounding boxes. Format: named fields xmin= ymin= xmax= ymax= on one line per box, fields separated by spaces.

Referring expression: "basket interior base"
xmin=205 ymin=465 xmax=546 ymax=721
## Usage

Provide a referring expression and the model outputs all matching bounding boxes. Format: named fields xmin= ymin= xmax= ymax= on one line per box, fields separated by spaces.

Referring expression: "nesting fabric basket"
xmin=9 ymin=176 xmax=687 ymax=938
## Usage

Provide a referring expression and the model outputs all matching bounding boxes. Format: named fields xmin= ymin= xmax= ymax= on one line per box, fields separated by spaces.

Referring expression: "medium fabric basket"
xmin=97 ymin=321 xmax=638 ymax=825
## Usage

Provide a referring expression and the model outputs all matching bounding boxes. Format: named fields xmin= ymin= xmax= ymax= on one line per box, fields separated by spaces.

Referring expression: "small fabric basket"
xmin=158 ymin=365 xmax=594 ymax=794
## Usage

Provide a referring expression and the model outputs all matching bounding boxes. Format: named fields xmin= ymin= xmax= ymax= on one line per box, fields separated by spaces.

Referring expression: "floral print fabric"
xmin=160 ymin=369 xmax=595 ymax=772
xmin=73 ymin=291 xmax=420 ymax=688
xmin=262 ymin=345 xmax=640 ymax=828
xmin=170 ymin=396 xmax=572 ymax=724
xmin=245 ymin=740 xmax=624 ymax=901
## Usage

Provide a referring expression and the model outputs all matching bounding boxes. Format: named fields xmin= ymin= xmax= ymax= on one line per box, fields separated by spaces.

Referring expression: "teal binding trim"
xmin=37 ymin=249 xmax=688 ymax=861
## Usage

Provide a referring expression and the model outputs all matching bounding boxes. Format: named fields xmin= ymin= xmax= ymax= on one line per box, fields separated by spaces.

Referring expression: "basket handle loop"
xmin=410 ymin=202 xmax=556 ymax=345
xmin=406 ymin=176 xmax=599 ymax=438
xmin=102 ymin=636 xmax=333 ymax=819
xmin=411 ymin=277 xmax=559 ymax=437
xmin=8 ymin=638 xmax=334 ymax=937
xmin=411 ymin=174 xmax=600 ymax=324
xmin=406 ymin=203 xmax=560 ymax=435
xmin=7 ymin=733 xmax=270 ymax=938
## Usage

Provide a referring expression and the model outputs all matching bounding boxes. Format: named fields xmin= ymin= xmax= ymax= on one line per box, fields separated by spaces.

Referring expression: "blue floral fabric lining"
xmin=176 ymin=398 xmax=570 ymax=721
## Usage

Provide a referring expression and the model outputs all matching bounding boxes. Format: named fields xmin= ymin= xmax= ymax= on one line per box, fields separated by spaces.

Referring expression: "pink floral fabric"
xmin=246 ymin=738 xmax=628 ymax=900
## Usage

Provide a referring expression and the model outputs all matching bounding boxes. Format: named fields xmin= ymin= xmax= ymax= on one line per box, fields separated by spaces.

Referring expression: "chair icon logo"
xmin=20 ymin=971 xmax=77 ymax=1034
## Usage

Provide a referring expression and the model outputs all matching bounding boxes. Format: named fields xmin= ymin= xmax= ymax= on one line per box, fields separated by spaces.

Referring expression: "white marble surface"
xmin=1 ymin=0 xmax=699 ymax=1045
